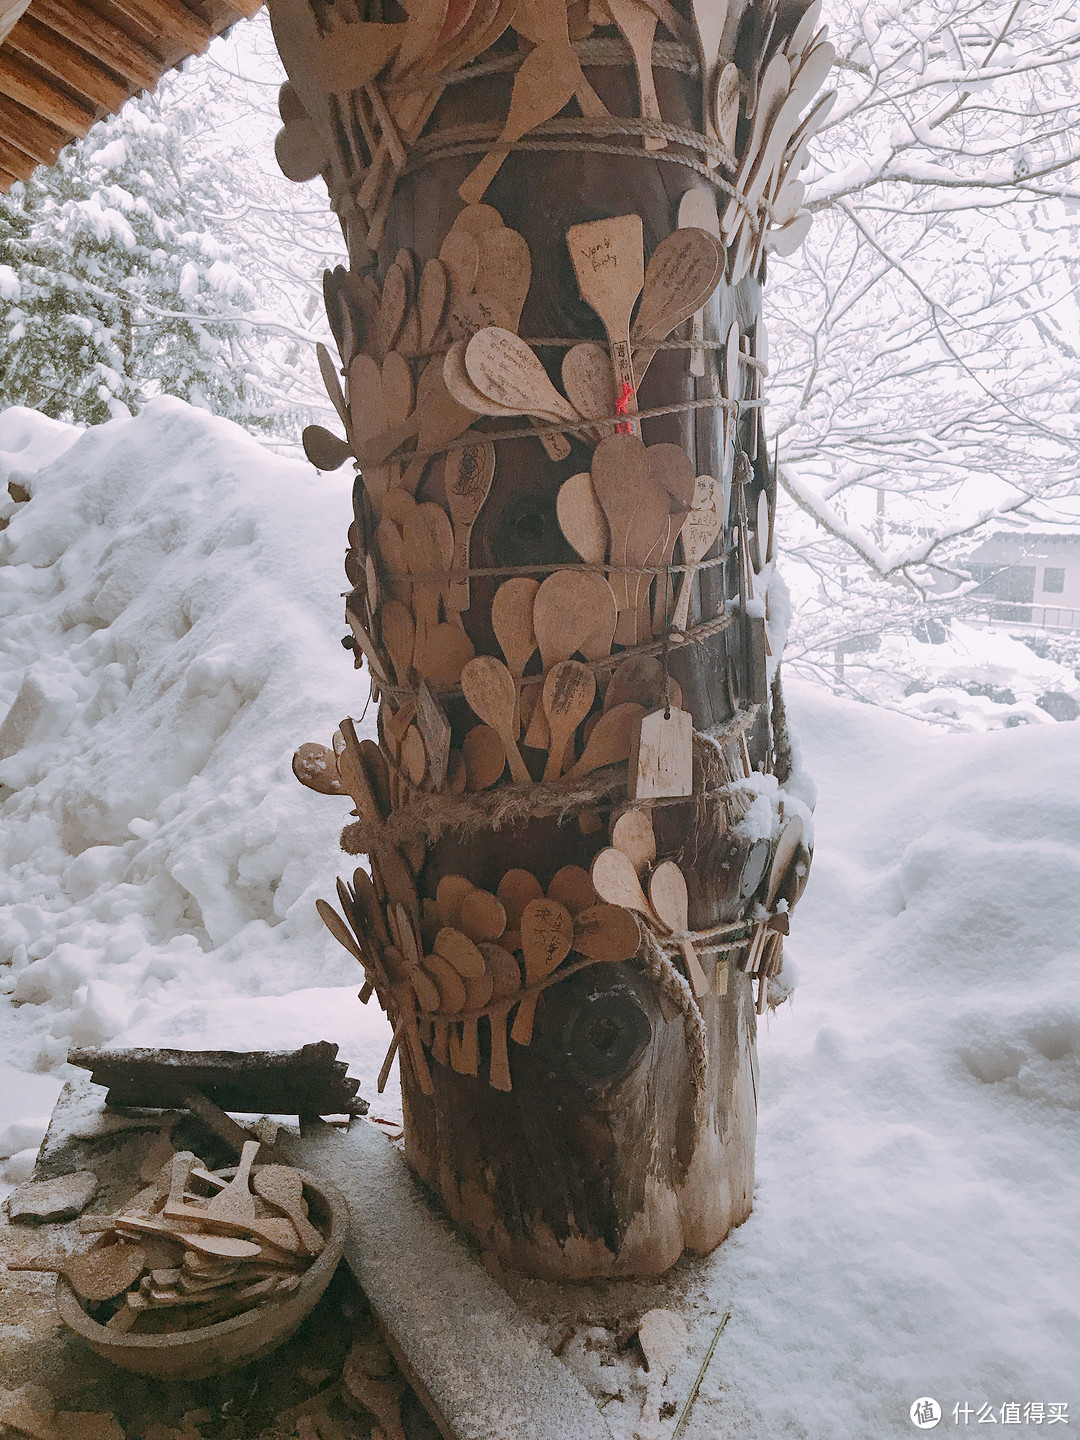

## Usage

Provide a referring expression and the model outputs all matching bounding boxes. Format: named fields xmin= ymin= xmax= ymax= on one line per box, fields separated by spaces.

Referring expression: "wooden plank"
xmin=0 ymin=133 xmax=38 ymax=179
xmin=224 ymin=0 xmax=265 ymax=17
xmin=747 ymin=612 xmax=769 ymax=705
xmin=5 ymin=15 xmax=133 ymax=114
xmin=0 ymin=52 xmax=96 ymax=136
xmin=31 ymin=0 xmax=164 ymax=90
xmin=67 ymin=1042 xmax=364 ymax=1115
xmin=183 ymin=1087 xmax=255 ymax=1153
xmin=279 ymin=1117 xmax=616 ymax=1440
xmin=106 ymin=0 xmax=215 ymax=53
xmin=0 ymin=93 xmax=67 ymax=165
xmin=0 ymin=0 xmax=33 ymax=47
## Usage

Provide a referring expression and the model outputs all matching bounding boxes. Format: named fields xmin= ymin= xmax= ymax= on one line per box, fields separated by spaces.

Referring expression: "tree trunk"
xmin=271 ymin=0 xmax=822 ymax=1278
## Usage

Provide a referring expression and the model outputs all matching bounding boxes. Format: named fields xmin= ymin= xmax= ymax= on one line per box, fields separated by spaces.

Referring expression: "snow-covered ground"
xmin=836 ymin=618 xmax=1080 ymax=730
xmin=0 ymin=404 xmax=1076 ymax=1434
xmin=671 ymin=680 xmax=1079 ymax=1437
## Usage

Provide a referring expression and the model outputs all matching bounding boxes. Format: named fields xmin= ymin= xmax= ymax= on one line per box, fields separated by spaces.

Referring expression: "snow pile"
xmin=0 ymin=401 xmax=392 ymax=1163
xmin=670 ymin=681 xmax=1080 ymax=1437
xmin=846 ymin=618 xmax=1080 ymax=729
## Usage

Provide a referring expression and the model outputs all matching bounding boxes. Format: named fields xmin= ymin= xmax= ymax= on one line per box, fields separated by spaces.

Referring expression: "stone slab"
xmin=278 ymin=1117 xmax=615 ymax=1440
xmin=6 ymin=1171 xmax=98 ymax=1224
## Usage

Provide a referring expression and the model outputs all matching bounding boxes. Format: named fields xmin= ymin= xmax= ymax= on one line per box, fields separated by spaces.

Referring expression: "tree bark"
xmin=271 ymin=0 xmax=818 ymax=1278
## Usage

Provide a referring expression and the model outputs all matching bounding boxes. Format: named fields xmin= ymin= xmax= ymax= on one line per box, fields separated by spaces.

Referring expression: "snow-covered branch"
xmin=765 ymin=0 xmax=1080 ymax=690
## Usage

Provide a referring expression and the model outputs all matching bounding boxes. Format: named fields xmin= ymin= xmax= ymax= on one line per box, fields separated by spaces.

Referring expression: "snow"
xmin=0 ymin=401 xmax=395 ymax=1190
xmin=846 ymin=618 xmax=1080 ymax=727
xmin=0 ymin=1113 xmax=52 ymax=1161
xmin=731 ymin=771 xmax=787 ymax=845
xmin=88 ymin=139 xmax=128 ymax=171
xmin=668 ymin=680 xmax=1080 ymax=1437
xmin=69 ymin=195 xmax=138 ymax=250
xmin=0 ymin=405 xmax=1076 ymax=1430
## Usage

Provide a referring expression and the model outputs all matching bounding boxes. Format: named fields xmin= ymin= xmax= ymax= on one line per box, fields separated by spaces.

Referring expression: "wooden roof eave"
xmin=0 ymin=0 xmax=264 ymax=192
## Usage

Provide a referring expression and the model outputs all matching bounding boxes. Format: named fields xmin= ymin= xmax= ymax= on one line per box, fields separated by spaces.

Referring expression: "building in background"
xmin=960 ymin=532 xmax=1080 ymax=631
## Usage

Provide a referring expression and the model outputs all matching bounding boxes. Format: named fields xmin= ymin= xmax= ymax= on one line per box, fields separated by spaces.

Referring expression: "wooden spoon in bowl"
xmin=252 ymin=1166 xmax=325 ymax=1256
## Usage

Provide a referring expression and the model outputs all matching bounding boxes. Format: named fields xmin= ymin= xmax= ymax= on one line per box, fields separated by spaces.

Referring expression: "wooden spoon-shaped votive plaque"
xmin=204 ymin=1141 xmax=259 ymax=1223
xmin=444 ymin=439 xmax=496 ymax=612
xmin=252 ymin=1166 xmax=325 ymax=1256
xmin=458 ymin=887 xmax=508 ymax=943
xmin=608 ymin=0 xmax=665 ymax=149
xmin=590 ymin=432 xmax=670 ymax=645
xmin=462 ymin=722 xmax=506 ymax=789
xmin=464 ymin=327 xmax=580 ymax=424
xmin=691 ymin=0 xmax=730 ymax=159
xmin=566 ymin=214 xmax=645 ymax=425
xmin=542 ymin=660 xmax=596 ymax=780
xmin=648 ymin=860 xmax=710 ymax=996
xmin=496 ymin=869 xmax=545 ymax=929
xmin=765 ymin=815 xmax=804 ymax=908
xmin=561 ymin=344 xmax=618 ymax=435
xmin=677 ymin=187 xmax=722 ymax=378
xmin=434 ymin=926 xmax=487 ymax=977
xmin=633 ymin=227 xmax=724 ymax=344
xmin=557 ymin=471 xmax=609 ymax=565
xmin=492 ymin=575 xmax=539 ymax=732
xmin=458 ymin=39 xmax=597 ymax=205
xmin=293 ymin=743 xmax=344 ymax=796
xmin=513 ymin=896 xmax=574 ymax=1044
xmin=571 ymin=903 xmax=640 ymax=962
xmin=546 ymin=864 xmax=597 ymax=915
xmin=671 ymin=474 xmax=722 ymax=633
xmin=631 ymin=228 xmax=725 ymax=382
xmin=563 ymin=701 xmax=645 ymax=779
xmin=479 ymin=942 xmax=522 ymax=1091
xmin=647 ymin=441 xmax=696 ymax=633
xmin=533 ymin=570 xmax=618 ymax=670
xmin=591 ymin=846 xmax=655 ymax=918
xmin=612 ymin=807 xmax=657 ymax=875
xmin=63 ymin=1242 xmax=147 ymax=1302
xmin=471 ymin=226 xmax=532 ymax=331
xmin=435 ymin=873 xmax=474 ymax=928
xmin=460 ymin=656 xmax=531 ymax=783
xmin=380 ymin=599 xmax=415 ymax=685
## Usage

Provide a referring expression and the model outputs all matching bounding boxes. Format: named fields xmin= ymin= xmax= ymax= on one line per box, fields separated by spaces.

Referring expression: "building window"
xmin=967 ymin=563 xmax=1035 ymax=603
xmin=1043 ymin=567 xmax=1065 ymax=594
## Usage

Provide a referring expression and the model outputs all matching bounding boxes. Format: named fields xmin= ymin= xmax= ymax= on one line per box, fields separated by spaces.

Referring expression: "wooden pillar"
xmin=274 ymin=0 xmax=826 ymax=1278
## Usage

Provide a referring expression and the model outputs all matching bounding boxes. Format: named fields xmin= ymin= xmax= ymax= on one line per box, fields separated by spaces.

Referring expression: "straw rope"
xmin=356 ymin=391 xmax=762 ymax=469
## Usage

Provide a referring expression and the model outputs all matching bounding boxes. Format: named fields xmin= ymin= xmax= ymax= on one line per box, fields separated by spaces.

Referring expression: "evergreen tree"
xmin=0 ymin=81 xmax=286 ymax=431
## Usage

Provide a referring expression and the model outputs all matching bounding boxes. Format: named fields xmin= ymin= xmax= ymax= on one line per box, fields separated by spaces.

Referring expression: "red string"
xmin=615 ymin=381 xmax=636 ymax=433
